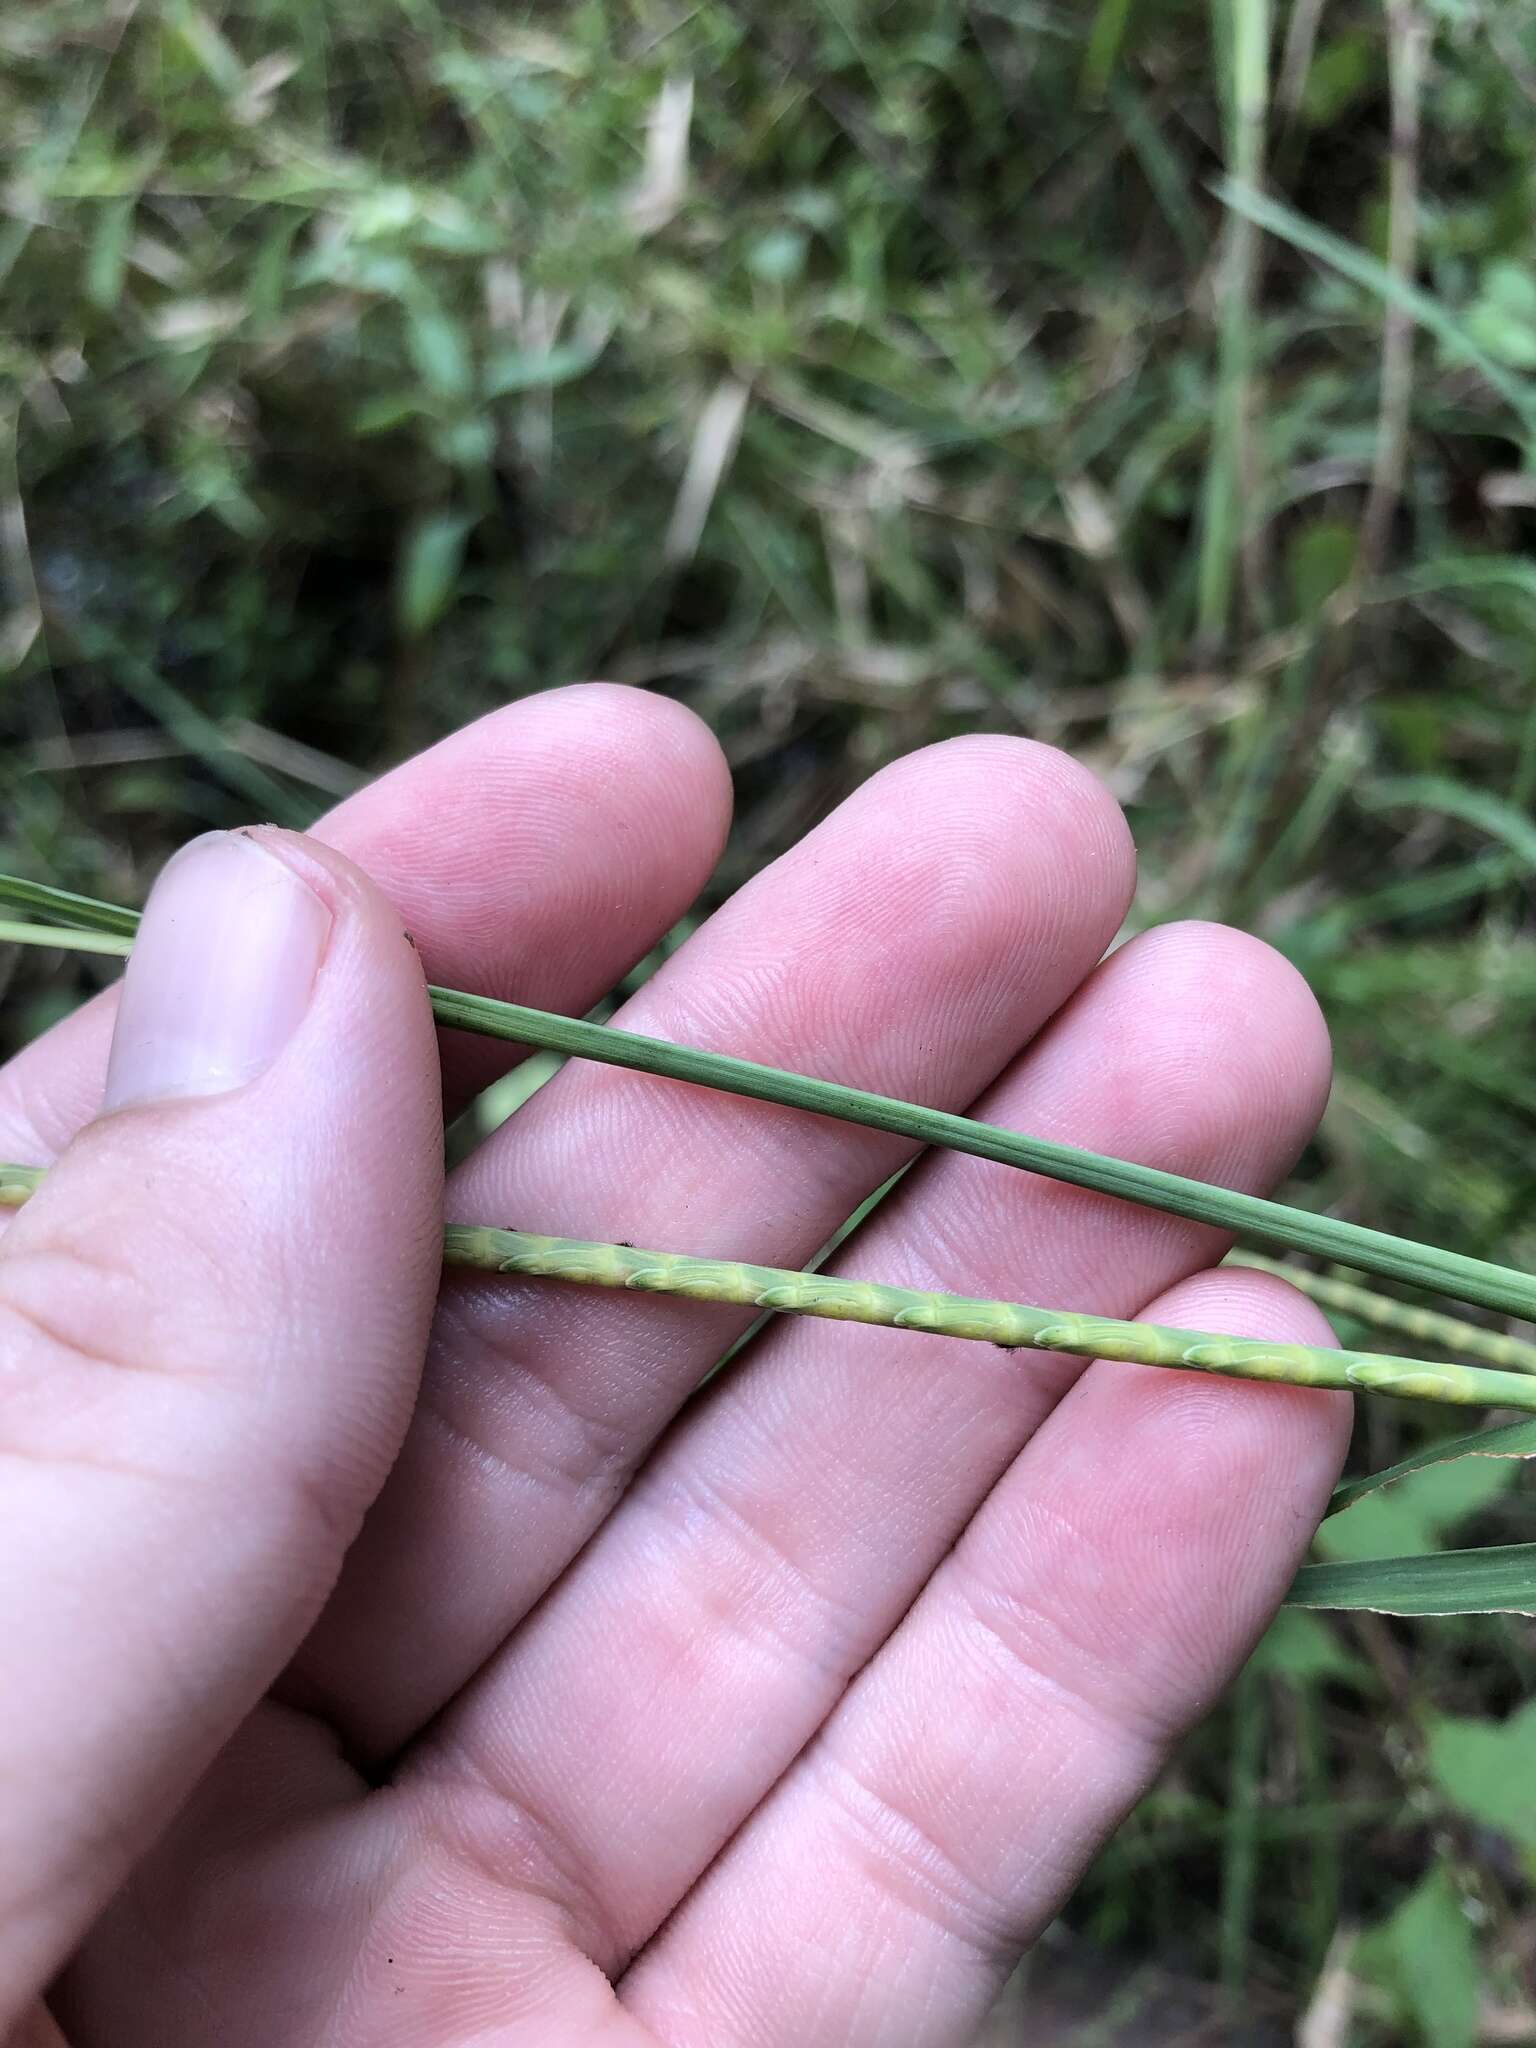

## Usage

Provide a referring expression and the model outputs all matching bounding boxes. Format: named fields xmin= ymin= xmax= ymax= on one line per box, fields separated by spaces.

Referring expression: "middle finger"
xmin=290 ymin=735 xmax=1135 ymax=1756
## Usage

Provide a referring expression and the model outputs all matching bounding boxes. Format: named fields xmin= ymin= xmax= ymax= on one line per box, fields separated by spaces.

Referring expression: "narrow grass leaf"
xmin=1329 ymin=1418 xmax=1536 ymax=1517
xmin=1285 ymin=1544 xmax=1536 ymax=1615
xmin=0 ymin=880 xmax=138 ymax=937
xmin=1213 ymin=176 xmax=1536 ymax=429
xmin=483 ymin=342 xmax=603 ymax=398
xmin=397 ymin=511 xmax=474 ymax=636
xmin=84 ymin=195 xmax=134 ymax=311
xmin=7 ymin=873 xmax=1536 ymax=1323
xmin=1383 ymin=551 xmax=1536 ymax=606
xmin=1358 ymin=773 xmax=1536 ymax=872
xmin=86 ymin=641 xmax=312 ymax=827
xmin=1081 ymin=0 xmax=1138 ymax=100
xmin=403 ymin=294 xmax=474 ymax=402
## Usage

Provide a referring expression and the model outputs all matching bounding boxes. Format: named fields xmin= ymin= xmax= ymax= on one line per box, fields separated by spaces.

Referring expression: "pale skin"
xmin=0 ymin=685 xmax=1350 ymax=2047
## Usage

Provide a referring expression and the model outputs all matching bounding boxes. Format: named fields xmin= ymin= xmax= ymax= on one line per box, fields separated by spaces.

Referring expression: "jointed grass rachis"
xmin=4 ymin=1161 xmax=1536 ymax=1418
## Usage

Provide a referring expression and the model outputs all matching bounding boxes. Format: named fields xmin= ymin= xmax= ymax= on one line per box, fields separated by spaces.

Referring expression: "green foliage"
xmin=1364 ymin=1861 xmax=1480 ymax=2048
xmin=1251 ymin=1606 xmax=1371 ymax=1690
xmin=1289 ymin=1543 xmax=1536 ymax=1617
xmin=1315 ymin=1448 xmax=1519 ymax=1563
xmin=1428 ymin=1701 xmax=1536 ymax=1850
xmin=1329 ymin=1415 xmax=1536 ymax=1515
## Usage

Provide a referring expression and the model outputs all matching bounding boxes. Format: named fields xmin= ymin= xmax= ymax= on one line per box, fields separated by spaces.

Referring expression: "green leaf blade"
xmin=1286 ymin=1543 xmax=1536 ymax=1616
xmin=1329 ymin=1418 xmax=1536 ymax=1516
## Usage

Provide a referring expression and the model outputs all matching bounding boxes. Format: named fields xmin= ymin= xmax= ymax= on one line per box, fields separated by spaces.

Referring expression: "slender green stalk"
xmin=1198 ymin=0 xmax=1270 ymax=646
xmin=4 ymin=1162 xmax=1536 ymax=1414
xmin=0 ymin=878 xmax=139 ymax=937
xmin=0 ymin=920 xmax=130 ymax=957
xmin=1230 ymin=1253 xmax=1536 ymax=1376
xmin=6 ymin=874 xmax=1536 ymax=1322
xmin=1219 ymin=1664 xmax=1265 ymax=1998
xmin=440 ymin=1229 xmax=1536 ymax=1410
xmin=1358 ymin=0 xmax=1426 ymax=578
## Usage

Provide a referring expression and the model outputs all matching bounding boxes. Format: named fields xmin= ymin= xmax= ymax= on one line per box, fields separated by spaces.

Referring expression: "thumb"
xmin=0 ymin=828 xmax=443 ymax=2015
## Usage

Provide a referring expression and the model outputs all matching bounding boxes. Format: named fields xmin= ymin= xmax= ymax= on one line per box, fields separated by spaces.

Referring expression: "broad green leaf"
xmin=483 ymin=342 xmax=603 ymax=399
xmin=354 ymin=391 xmax=432 ymax=436
xmin=430 ymin=416 xmax=496 ymax=471
xmin=747 ymin=228 xmax=809 ymax=284
xmin=1379 ymin=1862 xmax=1479 ymax=2048
xmin=1361 ymin=774 xmax=1536 ymax=871
xmin=85 ymin=197 xmax=134 ymax=311
xmin=292 ymin=243 xmax=415 ymax=297
xmin=1285 ymin=516 xmax=1356 ymax=620
xmin=395 ymin=512 xmax=473 ymax=636
xmin=404 ymin=297 xmax=474 ymax=401
xmin=1286 ymin=1543 xmax=1536 ymax=1615
xmin=1330 ymin=1418 xmax=1536 ymax=1516
xmin=1427 ymin=1702 xmax=1536 ymax=1848
xmin=350 ymin=185 xmax=421 ymax=240
xmin=1300 ymin=33 xmax=1378 ymax=127
xmin=1312 ymin=1486 xmax=1437 ymax=1565
xmin=1315 ymin=1449 xmax=1518 ymax=1560
xmin=1249 ymin=1608 xmax=1370 ymax=1689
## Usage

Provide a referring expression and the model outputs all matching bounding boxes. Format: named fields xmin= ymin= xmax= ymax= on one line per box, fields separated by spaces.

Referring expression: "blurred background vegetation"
xmin=3 ymin=0 xmax=1536 ymax=2039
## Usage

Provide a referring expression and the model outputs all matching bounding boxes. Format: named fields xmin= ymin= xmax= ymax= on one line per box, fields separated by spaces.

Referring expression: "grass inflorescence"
xmin=6 ymin=1152 xmax=1536 ymax=1422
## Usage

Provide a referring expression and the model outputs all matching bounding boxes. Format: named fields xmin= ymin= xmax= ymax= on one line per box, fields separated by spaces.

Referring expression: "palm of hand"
xmin=1 ymin=688 xmax=1345 ymax=2047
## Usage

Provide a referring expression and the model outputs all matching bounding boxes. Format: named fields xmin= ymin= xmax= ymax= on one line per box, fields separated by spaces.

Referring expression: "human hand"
xmin=0 ymin=686 xmax=1348 ymax=2047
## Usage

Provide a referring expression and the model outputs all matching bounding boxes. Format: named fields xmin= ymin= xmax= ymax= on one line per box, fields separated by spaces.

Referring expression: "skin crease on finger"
xmin=619 ymin=1275 xmax=1349 ymax=2048
xmin=8 ymin=716 xmax=1342 ymax=2048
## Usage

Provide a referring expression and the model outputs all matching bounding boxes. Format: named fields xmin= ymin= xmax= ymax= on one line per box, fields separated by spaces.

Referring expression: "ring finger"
xmin=409 ymin=921 xmax=1334 ymax=1970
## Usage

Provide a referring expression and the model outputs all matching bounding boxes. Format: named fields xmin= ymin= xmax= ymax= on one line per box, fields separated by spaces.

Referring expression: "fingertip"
xmin=793 ymin=732 xmax=1136 ymax=993
xmin=549 ymin=682 xmax=734 ymax=816
xmin=236 ymin=825 xmax=435 ymax=983
xmin=871 ymin=731 xmax=1138 ymax=899
xmin=1057 ymin=920 xmax=1333 ymax=1178
xmin=313 ymin=686 xmax=734 ymax=1059
xmin=323 ymin=683 xmax=734 ymax=898
xmin=1137 ymin=921 xmax=1333 ymax=1114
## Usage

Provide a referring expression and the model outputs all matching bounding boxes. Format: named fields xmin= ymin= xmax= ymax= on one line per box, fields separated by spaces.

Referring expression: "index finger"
xmin=0 ymin=682 xmax=733 ymax=1161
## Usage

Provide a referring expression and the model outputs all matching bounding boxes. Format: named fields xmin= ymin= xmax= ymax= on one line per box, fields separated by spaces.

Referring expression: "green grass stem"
xmin=5 ymin=878 xmax=1536 ymax=1321
xmin=1197 ymin=0 xmax=1270 ymax=646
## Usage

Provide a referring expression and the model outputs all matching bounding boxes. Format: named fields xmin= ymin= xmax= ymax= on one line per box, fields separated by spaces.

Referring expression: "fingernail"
xmin=104 ymin=832 xmax=332 ymax=1112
